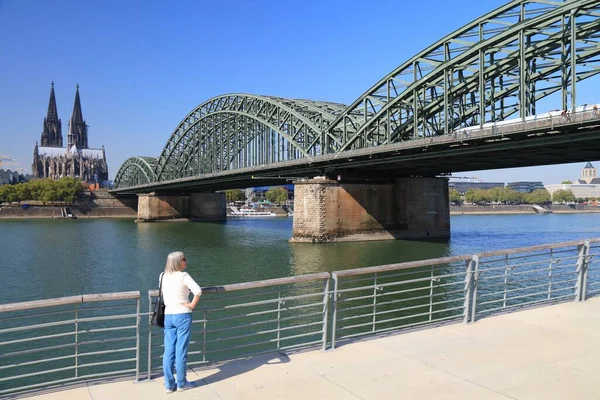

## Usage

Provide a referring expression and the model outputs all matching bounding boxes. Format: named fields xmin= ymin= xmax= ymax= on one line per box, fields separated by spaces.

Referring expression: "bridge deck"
xmin=31 ymin=298 xmax=600 ymax=400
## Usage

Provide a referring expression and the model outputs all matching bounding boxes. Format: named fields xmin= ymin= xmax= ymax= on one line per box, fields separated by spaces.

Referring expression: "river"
xmin=1 ymin=213 xmax=599 ymax=304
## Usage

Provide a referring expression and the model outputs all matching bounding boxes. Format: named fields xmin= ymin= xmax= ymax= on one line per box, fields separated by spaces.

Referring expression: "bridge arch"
xmin=325 ymin=0 xmax=600 ymax=155
xmin=113 ymin=157 xmax=158 ymax=189
xmin=153 ymin=94 xmax=361 ymax=182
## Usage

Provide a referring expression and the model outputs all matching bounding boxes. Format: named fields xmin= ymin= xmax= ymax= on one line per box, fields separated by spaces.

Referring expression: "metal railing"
xmin=0 ymin=291 xmax=140 ymax=397
xmin=0 ymin=238 xmax=599 ymax=396
xmin=147 ymin=272 xmax=330 ymax=379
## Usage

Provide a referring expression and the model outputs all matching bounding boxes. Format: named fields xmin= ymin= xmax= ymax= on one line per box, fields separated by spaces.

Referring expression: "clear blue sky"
xmin=0 ymin=0 xmax=597 ymax=184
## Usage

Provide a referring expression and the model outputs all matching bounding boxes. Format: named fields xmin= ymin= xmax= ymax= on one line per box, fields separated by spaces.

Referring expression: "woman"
xmin=161 ymin=251 xmax=202 ymax=393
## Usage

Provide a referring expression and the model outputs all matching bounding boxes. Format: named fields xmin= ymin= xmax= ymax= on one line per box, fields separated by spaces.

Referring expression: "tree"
xmin=225 ymin=189 xmax=245 ymax=203
xmin=552 ymin=189 xmax=577 ymax=203
xmin=561 ymin=180 xmax=572 ymax=184
xmin=449 ymin=189 xmax=462 ymax=204
xmin=265 ymin=187 xmax=288 ymax=204
xmin=525 ymin=189 xmax=551 ymax=204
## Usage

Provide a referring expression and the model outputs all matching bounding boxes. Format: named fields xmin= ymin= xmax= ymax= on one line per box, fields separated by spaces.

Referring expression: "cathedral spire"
xmin=41 ymin=82 xmax=62 ymax=147
xmin=47 ymin=81 xmax=58 ymax=121
xmin=68 ymin=84 xmax=88 ymax=149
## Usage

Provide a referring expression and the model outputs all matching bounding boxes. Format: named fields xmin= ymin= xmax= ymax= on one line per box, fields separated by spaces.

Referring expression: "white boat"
xmin=229 ymin=207 xmax=277 ymax=217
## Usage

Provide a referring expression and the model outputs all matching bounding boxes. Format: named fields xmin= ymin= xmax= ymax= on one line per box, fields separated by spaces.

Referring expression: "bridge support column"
xmin=137 ymin=193 xmax=226 ymax=222
xmin=291 ymin=177 xmax=449 ymax=243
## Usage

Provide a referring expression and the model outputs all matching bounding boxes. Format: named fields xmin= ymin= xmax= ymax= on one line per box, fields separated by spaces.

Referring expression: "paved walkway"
xmin=29 ymin=298 xmax=600 ymax=400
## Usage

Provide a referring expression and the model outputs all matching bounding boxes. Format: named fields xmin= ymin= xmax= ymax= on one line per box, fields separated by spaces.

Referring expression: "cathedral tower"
xmin=40 ymin=82 xmax=62 ymax=147
xmin=67 ymin=85 xmax=88 ymax=149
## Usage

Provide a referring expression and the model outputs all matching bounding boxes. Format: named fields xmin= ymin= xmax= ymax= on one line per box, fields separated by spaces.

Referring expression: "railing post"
xmin=428 ymin=265 xmax=434 ymax=322
xmin=575 ymin=241 xmax=590 ymax=302
xmin=372 ymin=272 xmax=378 ymax=331
xmin=464 ymin=255 xmax=479 ymax=323
xmin=147 ymin=292 xmax=152 ymax=381
xmin=463 ymin=258 xmax=473 ymax=323
xmin=276 ymin=289 xmax=282 ymax=349
xmin=135 ymin=296 xmax=141 ymax=382
xmin=321 ymin=277 xmax=330 ymax=351
xmin=202 ymin=310 xmax=207 ymax=364
xmin=74 ymin=304 xmax=79 ymax=378
xmin=330 ymin=273 xmax=339 ymax=350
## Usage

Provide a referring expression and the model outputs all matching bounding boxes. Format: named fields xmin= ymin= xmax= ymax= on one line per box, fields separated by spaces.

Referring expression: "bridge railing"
xmin=0 ymin=291 xmax=141 ymax=397
xmin=432 ymin=106 xmax=600 ymax=145
xmin=1 ymin=238 xmax=600 ymax=395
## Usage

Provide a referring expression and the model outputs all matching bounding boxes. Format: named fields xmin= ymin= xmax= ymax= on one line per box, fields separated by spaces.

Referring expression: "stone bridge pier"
xmin=137 ymin=192 xmax=226 ymax=222
xmin=291 ymin=176 xmax=450 ymax=243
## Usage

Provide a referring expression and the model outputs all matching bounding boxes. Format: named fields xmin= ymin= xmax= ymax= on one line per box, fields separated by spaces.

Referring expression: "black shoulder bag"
xmin=151 ymin=273 xmax=166 ymax=328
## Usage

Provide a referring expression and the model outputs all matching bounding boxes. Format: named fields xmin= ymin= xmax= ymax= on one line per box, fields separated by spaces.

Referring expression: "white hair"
xmin=165 ymin=251 xmax=185 ymax=274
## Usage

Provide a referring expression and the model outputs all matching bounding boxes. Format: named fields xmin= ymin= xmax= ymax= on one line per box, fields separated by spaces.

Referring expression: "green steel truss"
xmin=113 ymin=156 xmax=157 ymax=188
xmin=114 ymin=0 xmax=600 ymax=190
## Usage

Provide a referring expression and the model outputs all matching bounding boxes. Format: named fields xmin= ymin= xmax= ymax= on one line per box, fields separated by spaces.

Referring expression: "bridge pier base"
xmin=291 ymin=177 xmax=450 ymax=243
xmin=137 ymin=193 xmax=226 ymax=222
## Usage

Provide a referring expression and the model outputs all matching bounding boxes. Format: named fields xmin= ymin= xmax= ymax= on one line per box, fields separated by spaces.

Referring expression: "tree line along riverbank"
xmin=451 ymin=204 xmax=600 ymax=215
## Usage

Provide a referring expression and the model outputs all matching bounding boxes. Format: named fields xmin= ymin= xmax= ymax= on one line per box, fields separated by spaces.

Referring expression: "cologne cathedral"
xmin=32 ymin=83 xmax=108 ymax=182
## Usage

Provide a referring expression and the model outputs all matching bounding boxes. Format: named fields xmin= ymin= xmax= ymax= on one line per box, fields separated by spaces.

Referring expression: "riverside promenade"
xmin=29 ymin=298 xmax=600 ymax=400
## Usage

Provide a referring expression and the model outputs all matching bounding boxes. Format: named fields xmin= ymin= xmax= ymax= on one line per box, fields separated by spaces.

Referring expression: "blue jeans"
xmin=163 ymin=313 xmax=192 ymax=389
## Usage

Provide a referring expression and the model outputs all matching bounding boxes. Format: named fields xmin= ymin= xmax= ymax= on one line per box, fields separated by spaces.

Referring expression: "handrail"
xmin=148 ymin=272 xmax=330 ymax=296
xmin=0 ymin=291 xmax=140 ymax=313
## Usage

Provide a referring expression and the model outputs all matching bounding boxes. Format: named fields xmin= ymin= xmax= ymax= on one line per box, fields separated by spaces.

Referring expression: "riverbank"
xmin=451 ymin=204 xmax=600 ymax=215
xmin=0 ymin=190 xmax=137 ymax=219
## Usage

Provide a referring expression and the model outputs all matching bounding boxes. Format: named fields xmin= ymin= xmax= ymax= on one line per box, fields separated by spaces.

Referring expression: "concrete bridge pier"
xmin=137 ymin=192 xmax=226 ymax=222
xmin=291 ymin=176 xmax=450 ymax=243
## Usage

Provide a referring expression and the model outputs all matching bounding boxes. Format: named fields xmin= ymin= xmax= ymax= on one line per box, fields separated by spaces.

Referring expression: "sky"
xmin=0 ymin=0 xmax=598 ymax=184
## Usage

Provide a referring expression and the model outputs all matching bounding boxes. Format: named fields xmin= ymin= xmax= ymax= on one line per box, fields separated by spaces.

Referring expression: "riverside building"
xmin=545 ymin=162 xmax=600 ymax=199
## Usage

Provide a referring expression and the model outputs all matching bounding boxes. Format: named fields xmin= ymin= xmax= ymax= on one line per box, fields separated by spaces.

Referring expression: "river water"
xmin=1 ymin=213 xmax=599 ymax=304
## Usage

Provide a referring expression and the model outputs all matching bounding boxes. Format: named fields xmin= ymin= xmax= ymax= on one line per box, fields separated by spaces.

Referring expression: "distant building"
xmin=448 ymin=181 xmax=504 ymax=195
xmin=576 ymin=162 xmax=600 ymax=184
xmin=545 ymin=162 xmax=600 ymax=199
xmin=32 ymin=83 xmax=108 ymax=183
xmin=506 ymin=181 xmax=545 ymax=193
xmin=0 ymin=169 xmax=30 ymax=186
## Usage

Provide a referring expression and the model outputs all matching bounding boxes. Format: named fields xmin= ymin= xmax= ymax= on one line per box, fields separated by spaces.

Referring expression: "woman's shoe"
xmin=177 ymin=381 xmax=196 ymax=392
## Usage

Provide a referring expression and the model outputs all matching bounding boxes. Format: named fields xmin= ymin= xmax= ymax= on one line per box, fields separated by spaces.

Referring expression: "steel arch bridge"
xmin=114 ymin=0 xmax=600 ymax=190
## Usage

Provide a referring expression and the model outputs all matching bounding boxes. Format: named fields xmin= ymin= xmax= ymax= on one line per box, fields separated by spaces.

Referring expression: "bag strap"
xmin=158 ymin=273 xmax=164 ymax=296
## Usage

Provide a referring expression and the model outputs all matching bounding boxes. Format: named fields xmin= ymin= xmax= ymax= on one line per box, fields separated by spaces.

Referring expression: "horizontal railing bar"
xmin=477 ymin=294 xmax=574 ymax=315
xmin=204 ymin=311 xmax=324 ymax=334
xmin=215 ymin=291 xmax=327 ymax=311
xmin=0 ymin=330 xmax=75 ymax=346
xmin=0 ymin=364 xmax=76 ymax=383
xmin=476 ymin=240 xmax=592 ymax=259
xmin=81 ymin=292 xmax=140 ymax=302
xmin=478 ymin=286 xmax=575 ymax=306
xmin=204 ymin=321 xmax=323 ymax=344
xmin=478 ymin=250 xmax=578 ymax=266
xmin=477 ymin=260 xmax=578 ymax=276
xmin=478 ymin=271 xmax=577 ymax=286
xmin=0 ymin=353 xmax=76 ymax=371
xmin=0 ymin=292 xmax=140 ymax=313
xmin=78 ymin=357 xmax=137 ymax=369
xmin=334 ymin=255 xmax=472 ymax=278
xmin=339 ymin=290 xmax=454 ymax=308
xmin=338 ymin=304 xmax=464 ymax=326
xmin=206 ymin=330 xmax=323 ymax=354
xmin=379 ymin=285 xmax=465 ymax=299
xmin=149 ymin=273 xmax=329 ymax=297
xmin=77 ymin=335 xmax=137 ymax=347
xmin=336 ymin=315 xmax=461 ymax=341
xmin=478 ymin=279 xmax=578 ymax=298
xmin=0 ymin=296 xmax=82 ymax=313
xmin=78 ymin=325 xmax=137 ymax=334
